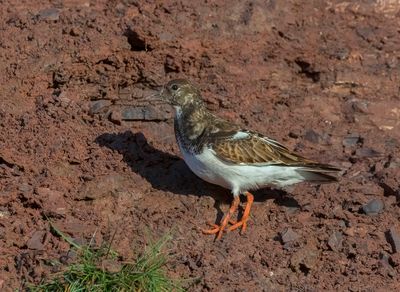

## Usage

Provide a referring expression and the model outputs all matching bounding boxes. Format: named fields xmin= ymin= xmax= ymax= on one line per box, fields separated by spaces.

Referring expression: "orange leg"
xmin=202 ymin=195 xmax=240 ymax=240
xmin=228 ymin=192 xmax=254 ymax=233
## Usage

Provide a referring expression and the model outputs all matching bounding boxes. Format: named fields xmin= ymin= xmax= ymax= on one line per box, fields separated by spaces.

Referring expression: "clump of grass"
xmin=30 ymin=223 xmax=183 ymax=292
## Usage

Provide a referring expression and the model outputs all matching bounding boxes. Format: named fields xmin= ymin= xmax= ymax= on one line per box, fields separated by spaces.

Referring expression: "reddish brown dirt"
xmin=1 ymin=0 xmax=400 ymax=291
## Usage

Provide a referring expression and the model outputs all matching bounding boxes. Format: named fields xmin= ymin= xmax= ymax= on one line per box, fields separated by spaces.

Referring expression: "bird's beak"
xmin=142 ymin=87 xmax=165 ymax=105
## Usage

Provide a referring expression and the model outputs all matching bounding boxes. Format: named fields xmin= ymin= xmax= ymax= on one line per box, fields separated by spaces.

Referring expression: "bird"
xmin=155 ymin=79 xmax=340 ymax=240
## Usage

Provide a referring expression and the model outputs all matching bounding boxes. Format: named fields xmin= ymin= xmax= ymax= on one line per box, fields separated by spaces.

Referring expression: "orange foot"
xmin=202 ymin=192 xmax=254 ymax=240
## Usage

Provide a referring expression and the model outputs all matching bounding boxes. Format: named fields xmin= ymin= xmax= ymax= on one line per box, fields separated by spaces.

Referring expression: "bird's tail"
xmin=296 ymin=164 xmax=341 ymax=183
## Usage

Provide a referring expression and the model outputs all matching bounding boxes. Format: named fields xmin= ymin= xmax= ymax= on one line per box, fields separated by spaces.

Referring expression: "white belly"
xmin=178 ymin=144 xmax=305 ymax=196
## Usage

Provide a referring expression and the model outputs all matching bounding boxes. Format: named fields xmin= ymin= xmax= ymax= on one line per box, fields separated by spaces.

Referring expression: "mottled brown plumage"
xmin=213 ymin=132 xmax=338 ymax=168
xmin=161 ymin=79 xmax=339 ymax=179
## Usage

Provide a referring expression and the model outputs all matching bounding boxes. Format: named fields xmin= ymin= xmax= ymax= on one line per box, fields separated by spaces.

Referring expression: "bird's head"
xmin=159 ymin=79 xmax=203 ymax=110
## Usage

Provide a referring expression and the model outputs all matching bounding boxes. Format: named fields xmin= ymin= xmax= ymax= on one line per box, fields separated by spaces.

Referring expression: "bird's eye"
xmin=171 ymin=84 xmax=179 ymax=91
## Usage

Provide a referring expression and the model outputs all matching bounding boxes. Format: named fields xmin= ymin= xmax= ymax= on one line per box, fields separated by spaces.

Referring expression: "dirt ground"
xmin=1 ymin=0 xmax=400 ymax=290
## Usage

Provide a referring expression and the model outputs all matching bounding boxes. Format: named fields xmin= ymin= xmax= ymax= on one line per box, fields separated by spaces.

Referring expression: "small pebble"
xmin=362 ymin=198 xmax=384 ymax=216
xmin=351 ymin=99 xmax=369 ymax=113
xmin=338 ymin=220 xmax=347 ymax=228
xmin=38 ymin=8 xmax=60 ymax=21
xmin=120 ymin=105 xmax=172 ymax=121
xmin=120 ymin=106 xmax=148 ymax=120
xmin=89 ymin=100 xmax=112 ymax=115
xmin=342 ymin=134 xmax=361 ymax=147
xmin=304 ymin=129 xmax=320 ymax=144
xmin=26 ymin=230 xmax=46 ymax=250
xmin=356 ymin=148 xmax=380 ymax=158
xmin=387 ymin=227 xmax=400 ymax=253
xmin=280 ymin=228 xmax=300 ymax=244
xmin=288 ymin=131 xmax=299 ymax=139
xmin=110 ymin=110 xmax=122 ymax=125
xmin=328 ymin=231 xmax=343 ymax=252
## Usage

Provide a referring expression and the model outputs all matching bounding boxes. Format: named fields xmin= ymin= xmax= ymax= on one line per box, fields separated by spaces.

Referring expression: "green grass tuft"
xmin=29 ymin=223 xmax=183 ymax=292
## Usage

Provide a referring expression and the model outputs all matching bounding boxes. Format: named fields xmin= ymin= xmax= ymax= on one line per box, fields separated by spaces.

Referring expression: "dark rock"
xmin=342 ymin=134 xmax=361 ymax=147
xmin=351 ymin=99 xmax=369 ymax=113
xmin=120 ymin=106 xmax=147 ymax=120
xmin=38 ymin=8 xmax=60 ymax=21
xmin=387 ymin=227 xmax=400 ymax=253
xmin=328 ymin=231 xmax=343 ymax=251
xmin=362 ymin=198 xmax=384 ymax=216
xmin=304 ymin=129 xmax=320 ymax=144
xmin=120 ymin=105 xmax=173 ymax=121
xmin=26 ymin=230 xmax=46 ymax=250
xmin=89 ymin=100 xmax=112 ymax=115
xmin=356 ymin=148 xmax=380 ymax=158
xmin=288 ymin=131 xmax=299 ymax=139
xmin=280 ymin=228 xmax=300 ymax=244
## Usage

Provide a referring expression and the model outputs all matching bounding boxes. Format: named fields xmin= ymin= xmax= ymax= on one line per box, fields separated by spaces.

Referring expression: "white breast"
xmin=178 ymin=143 xmax=306 ymax=196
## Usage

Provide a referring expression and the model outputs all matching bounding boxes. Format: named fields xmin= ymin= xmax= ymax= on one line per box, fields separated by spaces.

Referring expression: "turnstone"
xmin=156 ymin=79 xmax=340 ymax=240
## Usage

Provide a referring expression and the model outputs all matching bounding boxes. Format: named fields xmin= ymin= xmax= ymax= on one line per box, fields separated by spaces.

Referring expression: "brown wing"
xmin=210 ymin=131 xmax=338 ymax=170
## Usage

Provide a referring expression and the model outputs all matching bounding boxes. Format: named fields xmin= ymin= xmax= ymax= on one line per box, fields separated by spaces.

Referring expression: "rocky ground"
xmin=1 ymin=0 xmax=400 ymax=291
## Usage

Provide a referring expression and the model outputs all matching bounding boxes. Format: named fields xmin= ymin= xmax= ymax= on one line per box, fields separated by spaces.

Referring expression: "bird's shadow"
xmin=95 ymin=131 xmax=300 ymax=220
